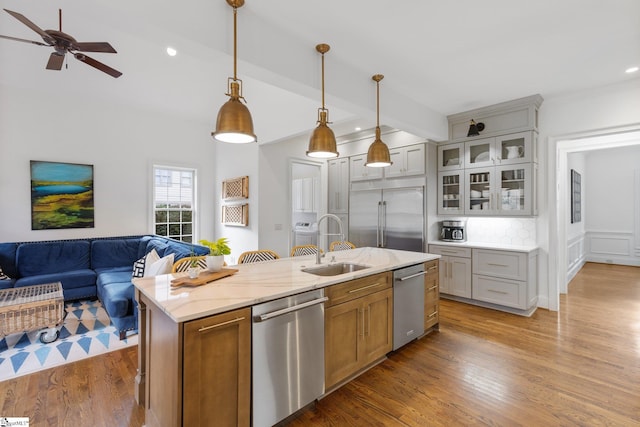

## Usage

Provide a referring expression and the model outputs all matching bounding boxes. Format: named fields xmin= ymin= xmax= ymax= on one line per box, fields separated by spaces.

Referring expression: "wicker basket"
xmin=0 ymin=282 xmax=64 ymax=338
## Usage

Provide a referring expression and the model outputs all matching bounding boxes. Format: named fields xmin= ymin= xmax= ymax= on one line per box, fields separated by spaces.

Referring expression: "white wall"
xmin=214 ymin=142 xmax=260 ymax=264
xmin=539 ymin=78 xmax=640 ymax=309
xmin=0 ymin=84 xmax=217 ymax=243
xmin=584 ymin=145 xmax=640 ymax=266
xmin=566 ymin=152 xmax=587 ymax=283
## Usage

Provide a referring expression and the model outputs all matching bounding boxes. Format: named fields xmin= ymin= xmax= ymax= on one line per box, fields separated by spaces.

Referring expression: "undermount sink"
xmin=302 ymin=262 xmax=370 ymax=277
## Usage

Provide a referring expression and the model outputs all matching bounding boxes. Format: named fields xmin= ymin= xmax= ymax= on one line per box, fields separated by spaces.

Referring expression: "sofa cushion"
xmin=15 ymin=269 xmax=96 ymax=290
xmin=101 ymin=282 xmax=135 ymax=318
xmin=97 ymin=269 xmax=134 ymax=288
xmin=91 ymin=239 xmax=141 ymax=269
xmin=16 ymin=241 xmax=91 ymax=277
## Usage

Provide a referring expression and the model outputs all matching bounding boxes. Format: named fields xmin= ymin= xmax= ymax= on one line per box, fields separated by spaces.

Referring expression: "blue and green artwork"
xmin=30 ymin=161 xmax=94 ymax=230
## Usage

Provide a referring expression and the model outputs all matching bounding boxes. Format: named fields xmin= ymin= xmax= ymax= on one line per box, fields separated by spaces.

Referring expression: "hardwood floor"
xmin=1 ymin=262 xmax=638 ymax=426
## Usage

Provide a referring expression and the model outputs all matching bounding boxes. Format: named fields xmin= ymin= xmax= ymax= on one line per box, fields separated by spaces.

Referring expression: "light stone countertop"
xmin=133 ymin=247 xmax=440 ymax=323
xmin=428 ymin=240 xmax=539 ymax=253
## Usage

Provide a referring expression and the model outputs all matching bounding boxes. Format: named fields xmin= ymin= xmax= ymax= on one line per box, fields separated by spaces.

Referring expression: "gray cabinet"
xmin=328 ymin=158 xmax=349 ymax=213
xmin=428 ymin=245 xmax=471 ymax=298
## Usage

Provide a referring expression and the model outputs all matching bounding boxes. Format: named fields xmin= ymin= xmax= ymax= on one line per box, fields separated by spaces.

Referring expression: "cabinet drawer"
xmin=472 ymin=275 xmax=527 ymax=309
xmin=425 ymin=274 xmax=438 ymax=304
xmin=472 ymin=249 xmax=527 ymax=281
xmin=424 ymin=303 xmax=438 ymax=330
xmin=326 ymin=272 xmax=391 ymax=307
xmin=428 ymin=245 xmax=471 ymax=258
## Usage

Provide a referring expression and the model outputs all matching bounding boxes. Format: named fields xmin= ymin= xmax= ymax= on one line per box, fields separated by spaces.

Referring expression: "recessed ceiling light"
xmin=166 ymin=47 xmax=177 ymax=57
xmin=625 ymin=66 xmax=638 ymax=74
xmin=355 ymin=127 xmax=362 ymax=131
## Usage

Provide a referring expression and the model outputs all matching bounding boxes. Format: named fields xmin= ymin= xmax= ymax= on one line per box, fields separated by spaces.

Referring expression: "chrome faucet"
xmin=315 ymin=213 xmax=344 ymax=264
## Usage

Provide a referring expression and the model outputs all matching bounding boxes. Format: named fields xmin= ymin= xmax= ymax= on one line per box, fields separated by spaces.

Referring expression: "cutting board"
xmin=170 ymin=268 xmax=239 ymax=288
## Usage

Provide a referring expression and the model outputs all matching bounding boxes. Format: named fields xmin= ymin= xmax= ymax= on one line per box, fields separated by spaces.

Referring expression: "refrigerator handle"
xmin=377 ymin=201 xmax=382 ymax=247
xmin=381 ymin=201 xmax=387 ymax=247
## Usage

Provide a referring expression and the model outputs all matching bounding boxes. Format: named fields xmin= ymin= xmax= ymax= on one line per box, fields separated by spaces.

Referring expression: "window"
xmin=153 ymin=165 xmax=196 ymax=243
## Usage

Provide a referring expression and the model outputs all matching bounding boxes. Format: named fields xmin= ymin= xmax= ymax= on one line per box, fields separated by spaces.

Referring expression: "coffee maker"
xmin=440 ymin=220 xmax=466 ymax=242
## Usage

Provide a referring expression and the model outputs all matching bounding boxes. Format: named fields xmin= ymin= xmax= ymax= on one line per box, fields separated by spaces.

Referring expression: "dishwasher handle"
xmin=255 ymin=297 xmax=328 ymax=322
xmin=396 ymin=271 xmax=427 ymax=281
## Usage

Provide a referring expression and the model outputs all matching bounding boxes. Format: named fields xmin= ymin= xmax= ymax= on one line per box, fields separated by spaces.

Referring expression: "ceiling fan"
xmin=0 ymin=8 xmax=122 ymax=78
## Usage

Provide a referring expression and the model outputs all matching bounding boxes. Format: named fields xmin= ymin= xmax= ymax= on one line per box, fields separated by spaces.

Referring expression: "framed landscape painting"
xmin=30 ymin=160 xmax=95 ymax=230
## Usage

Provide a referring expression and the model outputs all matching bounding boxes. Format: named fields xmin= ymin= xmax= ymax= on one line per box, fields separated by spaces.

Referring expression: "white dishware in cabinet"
xmin=437 ymin=171 xmax=465 ymax=215
xmin=437 ymin=142 xmax=464 ymax=171
xmin=464 ymin=132 xmax=535 ymax=169
xmin=465 ymin=163 xmax=534 ymax=216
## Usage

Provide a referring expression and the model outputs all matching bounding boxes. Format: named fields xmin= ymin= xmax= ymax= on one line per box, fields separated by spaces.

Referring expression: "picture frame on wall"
xmin=30 ymin=160 xmax=95 ymax=230
xmin=570 ymin=169 xmax=581 ymax=224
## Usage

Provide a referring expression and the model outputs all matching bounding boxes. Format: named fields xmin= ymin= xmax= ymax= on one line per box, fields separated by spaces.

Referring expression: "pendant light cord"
xmin=376 ymin=79 xmax=380 ymax=127
xmin=321 ymin=52 xmax=326 ymax=110
xmin=233 ymin=6 xmax=238 ymax=81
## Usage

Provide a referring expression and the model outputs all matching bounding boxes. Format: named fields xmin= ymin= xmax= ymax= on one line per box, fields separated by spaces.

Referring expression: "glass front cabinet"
xmin=465 ymin=164 xmax=535 ymax=216
xmin=438 ymin=171 xmax=464 ymax=215
xmin=437 ymin=143 xmax=464 ymax=171
xmin=464 ymin=132 xmax=534 ymax=168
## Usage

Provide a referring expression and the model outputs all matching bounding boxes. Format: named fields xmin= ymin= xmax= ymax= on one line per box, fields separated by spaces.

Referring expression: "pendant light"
xmin=307 ymin=44 xmax=339 ymax=158
xmin=211 ymin=0 xmax=257 ymax=144
xmin=365 ymin=74 xmax=392 ymax=167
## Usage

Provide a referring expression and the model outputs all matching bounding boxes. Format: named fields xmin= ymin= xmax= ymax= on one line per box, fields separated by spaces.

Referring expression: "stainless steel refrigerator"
xmin=349 ymin=185 xmax=425 ymax=251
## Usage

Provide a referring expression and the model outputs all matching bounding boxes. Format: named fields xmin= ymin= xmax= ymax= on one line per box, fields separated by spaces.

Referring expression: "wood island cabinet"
xmin=324 ymin=272 xmax=393 ymax=390
xmin=423 ymin=260 xmax=439 ymax=331
xmin=138 ymin=292 xmax=251 ymax=427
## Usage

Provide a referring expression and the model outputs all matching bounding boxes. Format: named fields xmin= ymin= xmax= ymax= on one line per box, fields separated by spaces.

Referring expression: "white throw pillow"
xmin=144 ymin=251 xmax=175 ymax=277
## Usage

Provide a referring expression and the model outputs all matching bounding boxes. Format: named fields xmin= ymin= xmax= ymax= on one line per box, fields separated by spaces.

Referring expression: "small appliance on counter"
xmin=440 ymin=219 xmax=466 ymax=242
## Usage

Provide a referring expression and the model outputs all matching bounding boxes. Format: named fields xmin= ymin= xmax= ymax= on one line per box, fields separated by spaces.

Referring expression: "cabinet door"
xmin=404 ymin=144 xmax=426 ymax=176
xmin=350 ymin=154 xmax=383 ymax=181
xmin=325 ymin=299 xmax=362 ymax=389
xmin=465 ymin=137 xmax=495 ymax=168
xmin=387 ymin=144 xmax=426 ymax=178
xmin=438 ymin=143 xmax=464 ymax=171
xmin=465 ymin=168 xmax=495 ymax=215
xmin=438 ymin=171 xmax=464 ymax=215
xmin=495 ymin=131 xmax=532 ymax=165
xmin=437 ymin=257 xmax=449 ymax=294
xmin=183 ymin=308 xmax=251 ymax=427
xmin=328 ymin=158 xmax=349 ymax=213
xmin=450 ymin=256 xmax=472 ymax=298
xmin=496 ymin=164 xmax=532 ymax=215
xmin=361 ymin=288 xmax=393 ymax=365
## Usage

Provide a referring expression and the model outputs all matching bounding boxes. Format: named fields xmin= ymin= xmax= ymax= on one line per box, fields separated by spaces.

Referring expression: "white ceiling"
xmin=1 ymin=0 xmax=639 ymax=143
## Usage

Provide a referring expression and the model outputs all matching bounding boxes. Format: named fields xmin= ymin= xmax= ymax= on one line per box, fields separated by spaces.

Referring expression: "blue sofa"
xmin=0 ymin=235 xmax=209 ymax=339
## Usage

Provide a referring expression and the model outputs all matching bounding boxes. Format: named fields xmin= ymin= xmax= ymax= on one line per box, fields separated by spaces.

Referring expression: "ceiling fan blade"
xmin=46 ymin=52 xmax=65 ymax=70
xmin=0 ymin=34 xmax=49 ymax=46
xmin=74 ymin=53 xmax=122 ymax=78
xmin=3 ymin=9 xmax=55 ymax=44
xmin=72 ymin=41 xmax=117 ymax=53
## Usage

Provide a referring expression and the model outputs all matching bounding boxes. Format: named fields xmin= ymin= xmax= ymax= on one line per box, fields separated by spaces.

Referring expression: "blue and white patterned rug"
xmin=0 ymin=299 xmax=137 ymax=381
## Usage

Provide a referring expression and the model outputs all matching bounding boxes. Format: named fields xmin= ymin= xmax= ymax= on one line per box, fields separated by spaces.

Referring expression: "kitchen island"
xmin=133 ymin=247 xmax=439 ymax=427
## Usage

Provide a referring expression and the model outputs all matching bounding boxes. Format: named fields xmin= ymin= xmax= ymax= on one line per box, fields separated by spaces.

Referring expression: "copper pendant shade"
xmin=307 ymin=43 xmax=338 ymax=158
xmin=365 ymin=74 xmax=392 ymax=167
xmin=212 ymin=0 xmax=257 ymax=144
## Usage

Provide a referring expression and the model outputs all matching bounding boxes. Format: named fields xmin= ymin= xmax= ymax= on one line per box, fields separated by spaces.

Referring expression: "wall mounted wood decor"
xmin=222 ymin=176 xmax=249 ymax=200
xmin=222 ymin=204 xmax=249 ymax=227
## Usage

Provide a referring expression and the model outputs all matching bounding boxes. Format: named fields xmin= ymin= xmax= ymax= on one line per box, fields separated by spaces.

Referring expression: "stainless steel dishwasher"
xmin=393 ymin=263 xmax=426 ymax=350
xmin=252 ymin=289 xmax=327 ymax=427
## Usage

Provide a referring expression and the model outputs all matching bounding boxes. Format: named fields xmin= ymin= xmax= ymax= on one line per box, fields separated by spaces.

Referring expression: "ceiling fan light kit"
xmin=212 ymin=0 xmax=257 ymax=144
xmin=365 ymin=74 xmax=392 ymax=168
xmin=307 ymin=43 xmax=339 ymax=159
xmin=0 ymin=8 xmax=122 ymax=78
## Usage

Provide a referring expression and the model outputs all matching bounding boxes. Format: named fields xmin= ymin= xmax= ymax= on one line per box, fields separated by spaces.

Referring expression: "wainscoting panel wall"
xmin=586 ymin=231 xmax=638 ymax=266
xmin=566 ymin=234 xmax=586 ymax=283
